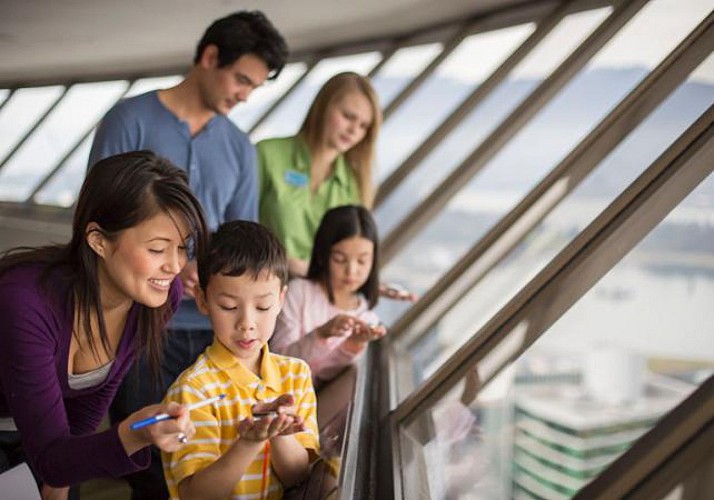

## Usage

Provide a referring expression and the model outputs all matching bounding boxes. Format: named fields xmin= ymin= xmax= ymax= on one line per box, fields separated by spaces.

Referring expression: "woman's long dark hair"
xmin=306 ymin=205 xmax=380 ymax=308
xmin=0 ymin=151 xmax=208 ymax=380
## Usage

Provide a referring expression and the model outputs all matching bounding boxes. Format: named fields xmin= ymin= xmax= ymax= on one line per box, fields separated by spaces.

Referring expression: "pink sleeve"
xmin=271 ymin=281 xmax=324 ymax=364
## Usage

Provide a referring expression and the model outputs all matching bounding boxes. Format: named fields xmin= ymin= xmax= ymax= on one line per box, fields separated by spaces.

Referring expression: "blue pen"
xmin=130 ymin=394 xmax=226 ymax=430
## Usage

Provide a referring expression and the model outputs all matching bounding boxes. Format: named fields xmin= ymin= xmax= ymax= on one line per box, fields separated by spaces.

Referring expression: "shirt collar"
xmin=293 ymin=135 xmax=351 ymax=186
xmin=205 ymin=339 xmax=283 ymax=391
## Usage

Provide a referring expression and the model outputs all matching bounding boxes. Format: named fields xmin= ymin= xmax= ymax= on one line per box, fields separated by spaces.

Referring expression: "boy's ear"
xmin=278 ymin=285 xmax=287 ymax=308
xmin=86 ymin=222 xmax=106 ymax=258
xmin=195 ymin=286 xmax=210 ymax=316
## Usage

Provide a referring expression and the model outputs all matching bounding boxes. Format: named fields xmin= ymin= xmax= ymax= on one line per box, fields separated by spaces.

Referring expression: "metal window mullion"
xmin=26 ymin=79 xmax=138 ymax=204
xmin=380 ymin=0 xmax=647 ymax=265
xmin=0 ymin=88 xmax=16 ymax=114
xmin=0 ymin=85 xmax=70 ymax=173
xmin=375 ymin=0 xmax=571 ymax=207
xmin=247 ymin=55 xmax=320 ymax=136
xmin=392 ymin=102 xmax=714 ymax=425
xmin=576 ymin=377 xmax=714 ymax=499
xmin=367 ymin=44 xmax=398 ymax=79
xmin=380 ymin=21 xmax=474 ymax=122
xmin=390 ymin=11 xmax=714 ymax=343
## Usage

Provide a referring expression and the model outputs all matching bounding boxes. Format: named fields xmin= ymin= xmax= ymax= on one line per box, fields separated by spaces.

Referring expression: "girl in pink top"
xmin=270 ymin=205 xmax=386 ymax=385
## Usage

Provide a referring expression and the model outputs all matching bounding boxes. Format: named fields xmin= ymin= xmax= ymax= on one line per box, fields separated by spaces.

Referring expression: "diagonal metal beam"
xmin=380 ymin=21 xmax=475 ymax=122
xmin=380 ymin=0 xmax=648 ymax=265
xmin=0 ymin=85 xmax=69 ymax=173
xmin=392 ymin=102 xmax=714 ymax=424
xmin=576 ymin=376 xmax=714 ymax=499
xmin=375 ymin=0 xmax=571 ymax=207
xmin=390 ymin=11 xmax=714 ymax=343
xmin=26 ymin=79 xmax=138 ymax=204
xmin=0 ymin=88 xmax=16 ymax=114
xmin=247 ymin=55 xmax=320 ymax=136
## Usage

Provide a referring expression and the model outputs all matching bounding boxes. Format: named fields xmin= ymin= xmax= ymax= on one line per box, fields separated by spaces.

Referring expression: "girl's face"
xmin=324 ymin=90 xmax=374 ymax=153
xmin=328 ymin=235 xmax=374 ymax=296
xmin=93 ymin=210 xmax=189 ymax=309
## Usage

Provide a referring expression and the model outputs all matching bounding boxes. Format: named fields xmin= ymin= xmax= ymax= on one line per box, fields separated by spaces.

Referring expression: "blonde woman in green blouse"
xmin=257 ymin=72 xmax=382 ymax=277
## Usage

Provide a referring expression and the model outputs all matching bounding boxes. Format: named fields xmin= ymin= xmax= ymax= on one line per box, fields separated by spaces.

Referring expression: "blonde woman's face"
xmin=324 ymin=91 xmax=373 ymax=153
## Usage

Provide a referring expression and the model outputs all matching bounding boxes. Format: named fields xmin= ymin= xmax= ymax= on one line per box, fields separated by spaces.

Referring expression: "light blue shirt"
xmin=89 ymin=91 xmax=258 ymax=329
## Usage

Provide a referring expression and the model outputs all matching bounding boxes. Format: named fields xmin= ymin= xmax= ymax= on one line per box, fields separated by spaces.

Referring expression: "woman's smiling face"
xmin=93 ymin=210 xmax=189 ymax=309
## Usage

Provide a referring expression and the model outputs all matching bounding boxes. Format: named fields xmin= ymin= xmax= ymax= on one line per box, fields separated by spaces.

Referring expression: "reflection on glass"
xmin=0 ymin=85 xmax=65 ymax=164
xmin=401 ymin=174 xmax=713 ymax=497
xmin=125 ymin=75 xmax=183 ymax=98
xmin=375 ymin=24 xmax=534 ymax=182
xmin=0 ymin=81 xmax=128 ymax=202
xmin=230 ymin=62 xmax=307 ymax=131
xmin=251 ymin=52 xmax=382 ymax=141
xmin=375 ymin=8 xmax=610 ymax=236
xmin=379 ymin=0 xmax=713 ymax=326
xmin=371 ymin=43 xmax=443 ymax=108
xmin=405 ymin=56 xmax=714 ymax=384
xmin=33 ymin=133 xmax=94 ymax=207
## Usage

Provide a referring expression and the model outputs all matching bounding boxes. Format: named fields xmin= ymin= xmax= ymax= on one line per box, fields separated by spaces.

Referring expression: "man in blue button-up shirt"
xmin=88 ymin=11 xmax=288 ymax=499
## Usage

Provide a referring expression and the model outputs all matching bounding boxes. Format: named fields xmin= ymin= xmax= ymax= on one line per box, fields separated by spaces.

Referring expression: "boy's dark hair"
xmin=198 ymin=220 xmax=288 ymax=290
xmin=194 ymin=11 xmax=288 ymax=79
xmin=307 ymin=205 xmax=380 ymax=308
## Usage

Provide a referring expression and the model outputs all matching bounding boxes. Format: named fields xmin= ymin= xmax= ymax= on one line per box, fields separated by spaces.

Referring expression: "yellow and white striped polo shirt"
xmin=162 ymin=340 xmax=319 ymax=499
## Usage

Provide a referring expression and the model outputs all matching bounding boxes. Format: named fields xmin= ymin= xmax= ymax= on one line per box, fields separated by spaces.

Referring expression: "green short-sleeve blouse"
xmin=257 ymin=136 xmax=361 ymax=260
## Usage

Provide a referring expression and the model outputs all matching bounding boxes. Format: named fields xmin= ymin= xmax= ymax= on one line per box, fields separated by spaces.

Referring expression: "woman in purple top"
xmin=0 ymin=151 xmax=208 ymax=499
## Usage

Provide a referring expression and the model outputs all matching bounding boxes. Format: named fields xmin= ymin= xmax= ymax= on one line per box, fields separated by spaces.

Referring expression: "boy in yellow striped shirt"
xmin=162 ymin=221 xmax=319 ymax=499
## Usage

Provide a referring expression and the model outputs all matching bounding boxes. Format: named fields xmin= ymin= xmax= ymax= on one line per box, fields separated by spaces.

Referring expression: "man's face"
xmin=200 ymin=49 xmax=270 ymax=115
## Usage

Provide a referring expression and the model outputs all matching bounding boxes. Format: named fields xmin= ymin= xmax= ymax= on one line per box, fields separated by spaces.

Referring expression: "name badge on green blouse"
xmin=285 ymin=170 xmax=308 ymax=187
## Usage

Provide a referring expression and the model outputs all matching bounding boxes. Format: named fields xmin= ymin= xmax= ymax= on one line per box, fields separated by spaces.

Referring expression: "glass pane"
xmin=124 ymin=75 xmax=183 ymax=98
xmin=376 ymin=8 xmax=610 ymax=236
xmin=379 ymin=0 xmax=712 ymax=327
xmin=31 ymin=75 xmax=185 ymax=208
xmin=371 ymin=42 xmax=443 ymax=108
xmin=33 ymin=133 xmax=95 ymax=207
xmin=400 ymin=174 xmax=713 ymax=498
xmin=0 ymin=81 xmax=128 ymax=202
xmin=0 ymin=85 xmax=65 ymax=163
xmin=230 ymin=62 xmax=307 ymax=131
xmin=375 ymin=24 xmax=535 ymax=182
xmin=406 ymin=54 xmax=714 ymax=386
xmin=250 ymin=52 xmax=382 ymax=141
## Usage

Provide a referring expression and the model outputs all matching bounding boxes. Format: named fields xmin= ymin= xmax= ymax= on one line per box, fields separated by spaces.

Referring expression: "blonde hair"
xmin=299 ymin=72 xmax=382 ymax=208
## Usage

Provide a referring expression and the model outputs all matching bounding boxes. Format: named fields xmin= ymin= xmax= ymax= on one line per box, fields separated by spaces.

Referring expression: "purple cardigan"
xmin=0 ymin=263 xmax=182 ymax=486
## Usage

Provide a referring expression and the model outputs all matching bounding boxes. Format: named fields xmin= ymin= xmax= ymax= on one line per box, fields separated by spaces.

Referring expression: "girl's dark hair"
xmin=306 ymin=205 xmax=380 ymax=308
xmin=194 ymin=11 xmax=288 ymax=79
xmin=198 ymin=220 xmax=288 ymax=290
xmin=0 ymin=151 xmax=208 ymax=381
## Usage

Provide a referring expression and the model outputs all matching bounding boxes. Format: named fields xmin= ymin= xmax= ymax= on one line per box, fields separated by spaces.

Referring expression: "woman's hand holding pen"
xmin=238 ymin=394 xmax=305 ymax=441
xmin=118 ymin=402 xmax=195 ymax=456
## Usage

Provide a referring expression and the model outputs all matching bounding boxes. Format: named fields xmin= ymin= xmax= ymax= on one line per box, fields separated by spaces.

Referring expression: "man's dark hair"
xmin=199 ymin=221 xmax=289 ymax=290
xmin=194 ymin=11 xmax=288 ymax=79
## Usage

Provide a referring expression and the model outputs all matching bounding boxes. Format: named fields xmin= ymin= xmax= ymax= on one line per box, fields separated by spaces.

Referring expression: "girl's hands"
xmin=342 ymin=322 xmax=387 ymax=353
xmin=120 ymin=402 xmax=196 ymax=455
xmin=317 ymin=314 xmax=357 ymax=339
xmin=238 ymin=394 xmax=306 ymax=442
xmin=379 ymin=282 xmax=418 ymax=302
